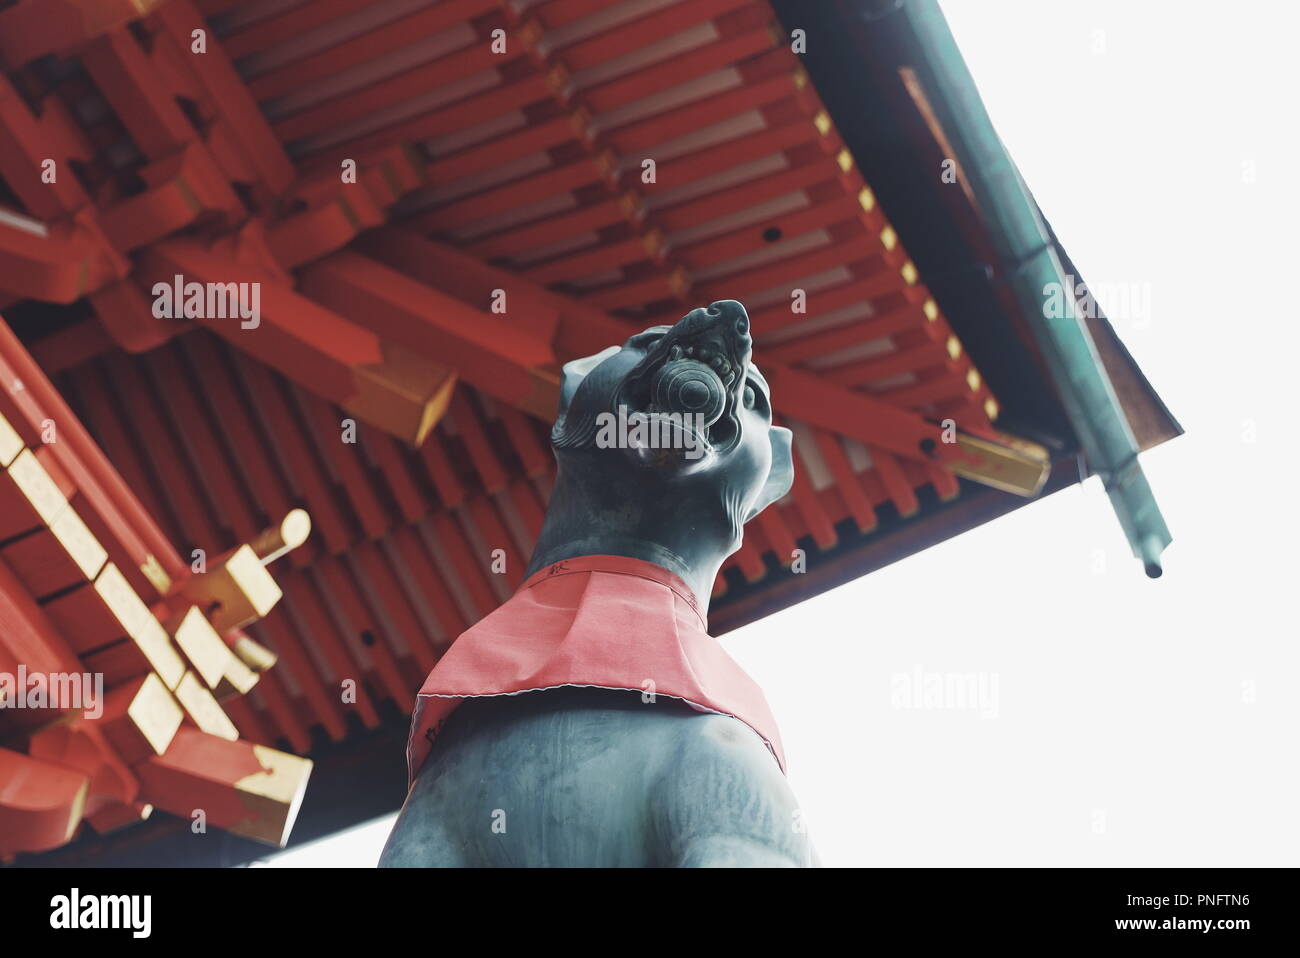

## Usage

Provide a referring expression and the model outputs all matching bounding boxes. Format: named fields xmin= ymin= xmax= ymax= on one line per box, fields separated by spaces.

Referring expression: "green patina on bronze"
xmin=381 ymin=301 xmax=815 ymax=868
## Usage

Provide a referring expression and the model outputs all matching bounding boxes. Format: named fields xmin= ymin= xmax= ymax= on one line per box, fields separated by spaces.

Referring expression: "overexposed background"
xmin=257 ymin=0 xmax=1300 ymax=867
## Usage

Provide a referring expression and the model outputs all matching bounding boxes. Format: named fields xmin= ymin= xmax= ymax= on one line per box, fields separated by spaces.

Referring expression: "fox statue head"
xmin=527 ymin=300 xmax=794 ymax=609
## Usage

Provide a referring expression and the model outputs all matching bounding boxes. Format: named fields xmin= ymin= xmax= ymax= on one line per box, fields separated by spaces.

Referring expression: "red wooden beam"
xmin=249 ymin=615 xmax=348 ymax=742
xmin=302 ymin=70 xmax=555 ymax=162
xmin=315 ymin=558 xmax=411 ymax=710
xmin=578 ymin=9 xmax=774 ymax=114
xmin=0 ymin=218 xmax=123 ymax=304
xmin=279 ymin=576 xmax=382 ymax=728
xmin=269 ymin=14 xmax=516 ymax=146
xmin=79 ymin=27 xmax=194 ymax=158
xmin=152 ymin=0 xmax=296 ymax=193
xmin=407 ymin=152 xmax=617 ymax=234
xmin=245 ymin=0 xmax=501 ymax=103
xmin=0 ymin=749 xmax=89 ymax=859
xmin=0 ymin=0 xmax=165 ymax=71
xmin=300 ymin=251 xmax=559 ymax=420
xmin=135 ymin=728 xmax=312 ymax=846
xmin=629 ymin=98 xmax=825 ymax=194
xmin=0 ymin=318 xmax=186 ymax=594
xmin=0 ymin=76 xmax=92 ymax=217
xmin=138 ymin=239 xmax=386 ymax=405
xmin=228 ymin=350 xmax=354 ymax=554
xmin=220 ymin=0 xmax=391 ymax=61
xmin=465 ymin=193 xmax=640 ymax=261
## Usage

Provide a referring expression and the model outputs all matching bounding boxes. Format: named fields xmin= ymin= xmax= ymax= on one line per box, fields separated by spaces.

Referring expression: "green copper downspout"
xmin=888 ymin=0 xmax=1172 ymax=576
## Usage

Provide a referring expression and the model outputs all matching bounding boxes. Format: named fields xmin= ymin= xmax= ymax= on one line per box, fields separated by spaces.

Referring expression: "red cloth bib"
xmin=406 ymin=554 xmax=785 ymax=785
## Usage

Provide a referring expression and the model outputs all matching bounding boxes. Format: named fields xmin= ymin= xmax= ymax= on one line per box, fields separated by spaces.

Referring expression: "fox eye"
xmin=743 ymin=385 xmax=756 ymax=409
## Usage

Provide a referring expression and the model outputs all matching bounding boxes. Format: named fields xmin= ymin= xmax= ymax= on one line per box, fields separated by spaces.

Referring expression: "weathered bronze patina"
xmin=381 ymin=300 xmax=813 ymax=867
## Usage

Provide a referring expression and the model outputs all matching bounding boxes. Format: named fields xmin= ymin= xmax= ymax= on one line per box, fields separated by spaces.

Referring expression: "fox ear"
xmin=745 ymin=425 xmax=794 ymax=522
xmin=557 ymin=345 xmax=620 ymax=417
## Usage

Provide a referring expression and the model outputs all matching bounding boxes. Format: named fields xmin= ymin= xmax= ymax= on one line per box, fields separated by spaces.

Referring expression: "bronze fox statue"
xmin=381 ymin=300 xmax=814 ymax=867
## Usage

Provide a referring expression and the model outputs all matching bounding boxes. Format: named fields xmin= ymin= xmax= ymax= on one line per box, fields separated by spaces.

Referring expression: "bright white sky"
xmin=258 ymin=0 xmax=1299 ymax=867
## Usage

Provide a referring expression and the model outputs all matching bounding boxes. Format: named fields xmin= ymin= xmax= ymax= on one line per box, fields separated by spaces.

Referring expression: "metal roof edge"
xmin=841 ymin=0 xmax=1176 ymax=577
